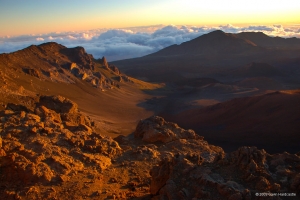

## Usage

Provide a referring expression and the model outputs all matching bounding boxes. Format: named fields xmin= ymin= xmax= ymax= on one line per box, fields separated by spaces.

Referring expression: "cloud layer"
xmin=1 ymin=24 xmax=300 ymax=61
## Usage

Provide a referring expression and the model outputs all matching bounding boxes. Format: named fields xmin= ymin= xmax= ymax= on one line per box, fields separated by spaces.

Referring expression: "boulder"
xmin=134 ymin=116 xmax=199 ymax=143
xmin=70 ymin=62 xmax=77 ymax=70
xmin=6 ymin=103 xmax=29 ymax=112
xmin=150 ymin=158 xmax=173 ymax=195
xmin=109 ymin=65 xmax=120 ymax=74
xmin=225 ymin=146 xmax=267 ymax=170
xmin=1 ymin=153 xmax=54 ymax=184
xmin=60 ymin=46 xmax=94 ymax=70
xmin=81 ymin=72 xmax=88 ymax=80
xmin=38 ymin=95 xmax=78 ymax=113
xmin=96 ymin=137 xmax=122 ymax=158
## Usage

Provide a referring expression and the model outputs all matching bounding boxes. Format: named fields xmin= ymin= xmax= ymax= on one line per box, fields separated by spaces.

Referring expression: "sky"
xmin=1 ymin=0 xmax=300 ymax=61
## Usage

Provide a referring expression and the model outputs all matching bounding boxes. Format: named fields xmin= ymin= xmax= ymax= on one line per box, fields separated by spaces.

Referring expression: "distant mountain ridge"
xmin=149 ymin=30 xmax=262 ymax=57
xmin=139 ymin=30 xmax=300 ymax=58
xmin=112 ymin=30 xmax=300 ymax=83
xmin=236 ymin=31 xmax=300 ymax=49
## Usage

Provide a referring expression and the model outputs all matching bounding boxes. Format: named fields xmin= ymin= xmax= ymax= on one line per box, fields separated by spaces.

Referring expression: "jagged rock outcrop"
xmin=23 ymin=68 xmax=41 ymax=78
xmin=42 ymin=69 xmax=59 ymax=78
xmin=67 ymin=62 xmax=107 ymax=88
xmin=65 ymin=57 xmax=124 ymax=89
xmin=1 ymin=104 xmax=299 ymax=199
xmin=60 ymin=46 xmax=94 ymax=70
xmin=121 ymin=75 xmax=133 ymax=83
xmin=99 ymin=56 xmax=109 ymax=69
xmin=0 ymin=95 xmax=121 ymax=190
xmin=38 ymin=95 xmax=78 ymax=113
xmin=0 ymin=42 xmax=131 ymax=95
xmin=150 ymin=144 xmax=300 ymax=199
xmin=134 ymin=116 xmax=201 ymax=143
xmin=129 ymin=116 xmax=300 ymax=199
xmin=109 ymin=65 xmax=120 ymax=75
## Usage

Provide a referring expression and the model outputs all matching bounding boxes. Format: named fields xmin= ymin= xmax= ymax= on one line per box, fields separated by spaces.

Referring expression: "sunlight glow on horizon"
xmin=0 ymin=0 xmax=299 ymax=37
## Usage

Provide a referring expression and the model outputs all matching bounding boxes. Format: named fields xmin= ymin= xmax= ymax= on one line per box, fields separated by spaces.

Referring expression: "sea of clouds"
xmin=0 ymin=24 xmax=300 ymax=61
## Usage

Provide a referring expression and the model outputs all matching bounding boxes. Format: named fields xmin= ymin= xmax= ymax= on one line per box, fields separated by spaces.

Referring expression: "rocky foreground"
xmin=0 ymin=95 xmax=299 ymax=199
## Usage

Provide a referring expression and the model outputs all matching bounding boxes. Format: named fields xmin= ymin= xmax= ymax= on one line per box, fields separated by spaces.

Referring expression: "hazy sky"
xmin=1 ymin=0 xmax=300 ymax=36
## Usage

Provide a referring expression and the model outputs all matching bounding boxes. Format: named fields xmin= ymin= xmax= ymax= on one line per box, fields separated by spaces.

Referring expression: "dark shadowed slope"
xmin=148 ymin=30 xmax=261 ymax=57
xmin=236 ymin=31 xmax=300 ymax=49
xmin=232 ymin=62 xmax=282 ymax=78
xmin=164 ymin=90 xmax=300 ymax=153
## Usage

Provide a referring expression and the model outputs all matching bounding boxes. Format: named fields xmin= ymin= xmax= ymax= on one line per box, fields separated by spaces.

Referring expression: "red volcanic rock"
xmin=225 ymin=146 xmax=267 ymax=170
xmin=1 ymin=153 xmax=54 ymax=184
xmin=99 ymin=56 xmax=109 ymax=69
xmin=134 ymin=116 xmax=200 ymax=143
xmin=1 ymin=97 xmax=300 ymax=199
xmin=93 ymin=71 xmax=105 ymax=82
xmin=0 ymin=95 xmax=121 ymax=193
xmin=291 ymin=174 xmax=300 ymax=191
xmin=149 ymin=141 xmax=300 ymax=199
xmin=23 ymin=68 xmax=41 ymax=78
xmin=38 ymin=95 xmax=78 ymax=114
xmin=35 ymin=105 xmax=62 ymax=124
xmin=0 ymin=42 xmax=126 ymax=97
xmin=109 ymin=65 xmax=120 ymax=74
xmin=60 ymin=46 xmax=94 ymax=70
xmin=150 ymin=157 xmax=173 ymax=195
xmin=132 ymin=144 xmax=160 ymax=161
xmin=6 ymin=103 xmax=29 ymax=112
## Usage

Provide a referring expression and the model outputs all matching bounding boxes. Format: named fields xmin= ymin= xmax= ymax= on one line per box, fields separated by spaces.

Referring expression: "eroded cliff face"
xmin=0 ymin=98 xmax=299 ymax=199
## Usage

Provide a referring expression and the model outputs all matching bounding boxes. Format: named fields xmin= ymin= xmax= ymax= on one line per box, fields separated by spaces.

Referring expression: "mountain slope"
xmin=236 ymin=31 xmax=300 ymax=49
xmin=164 ymin=91 xmax=300 ymax=153
xmin=149 ymin=30 xmax=261 ymax=56
xmin=232 ymin=62 xmax=282 ymax=78
xmin=0 ymin=42 xmax=163 ymax=136
xmin=112 ymin=30 xmax=300 ymax=84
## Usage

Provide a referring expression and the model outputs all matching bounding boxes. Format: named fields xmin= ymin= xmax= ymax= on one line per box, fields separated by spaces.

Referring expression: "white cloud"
xmin=0 ymin=24 xmax=300 ymax=61
xmin=97 ymin=43 xmax=153 ymax=61
xmin=152 ymin=25 xmax=185 ymax=37
xmin=127 ymin=33 xmax=151 ymax=45
xmin=243 ymin=25 xmax=275 ymax=32
xmin=96 ymin=29 xmax=132 ymax=40
xmin=36 ymin=37 xmax=44 ymax=41
xmin=146 ymin=36 xmax=177 ymax=49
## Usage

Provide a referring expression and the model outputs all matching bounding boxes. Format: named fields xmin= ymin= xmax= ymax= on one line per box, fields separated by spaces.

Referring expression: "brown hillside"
xmin=0 ymin=42 xmax=163 ymax=136
xmin=165 ymin=91 xmax=300 ymax=153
